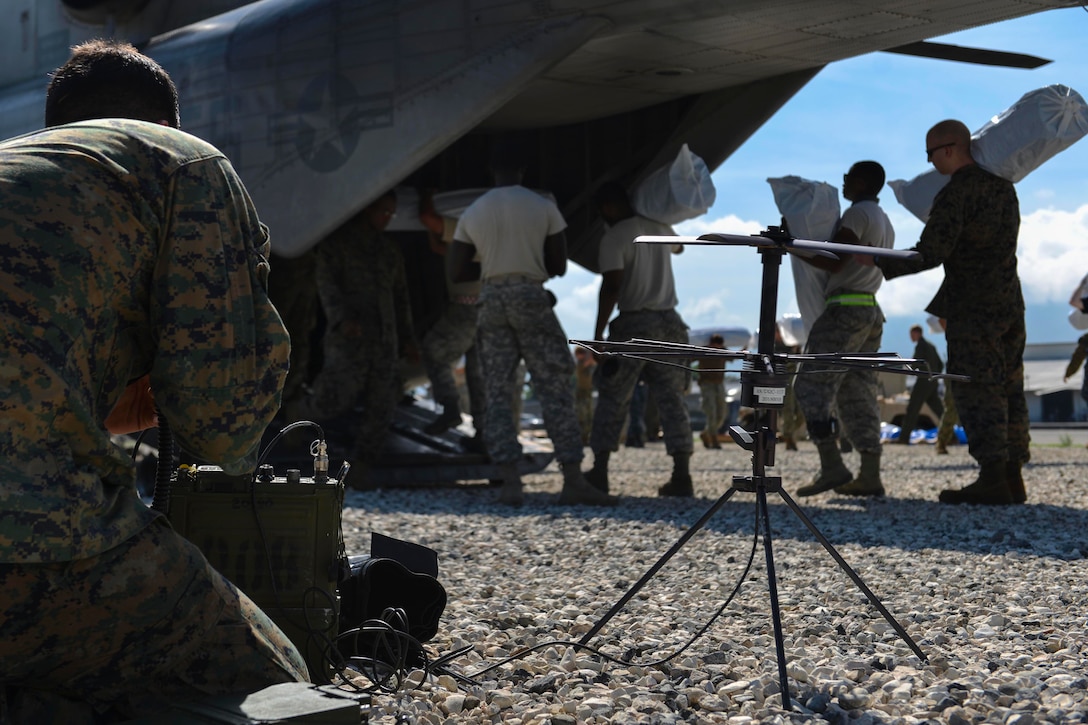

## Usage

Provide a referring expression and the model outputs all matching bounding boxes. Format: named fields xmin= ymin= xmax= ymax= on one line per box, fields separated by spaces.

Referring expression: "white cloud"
xmin=551 ymin=267 xmax=599 ymax=338
xmin=680 ymin=294 xmax=727 ymax=326
xmin=674 ymin=213 xmax=765 ymax=237
xmin=1017 ymin=204 xmax=1088 ymax=305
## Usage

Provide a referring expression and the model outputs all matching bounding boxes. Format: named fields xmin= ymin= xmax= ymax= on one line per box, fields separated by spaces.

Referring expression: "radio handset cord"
xmin=150 ymin=405 xmax=174 ymax=515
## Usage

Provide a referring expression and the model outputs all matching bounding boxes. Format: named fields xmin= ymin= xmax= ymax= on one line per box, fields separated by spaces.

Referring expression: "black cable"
xmin=150 ymin=405 xmax=173 ymax=514
xmin=458 ymin=503 xmax=761 ymax=681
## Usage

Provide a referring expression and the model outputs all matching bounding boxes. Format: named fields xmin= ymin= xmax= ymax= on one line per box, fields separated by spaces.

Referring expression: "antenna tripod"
xmin=574 ymin=228 xmax=933 ymax=711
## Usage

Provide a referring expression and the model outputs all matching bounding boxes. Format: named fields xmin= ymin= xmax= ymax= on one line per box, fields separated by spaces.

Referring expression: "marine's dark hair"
xmin=910 ymin=324 xmax=923 ymax=334
xmin=709 ymin=334 xmax=725 ymax=345
xmin=45 ymin=39 xmax=180 ymax=128
xmin=849 ymin=161 xmax=886 ymax=196
xmin=592 ymin=180 xmax=630 ymax=208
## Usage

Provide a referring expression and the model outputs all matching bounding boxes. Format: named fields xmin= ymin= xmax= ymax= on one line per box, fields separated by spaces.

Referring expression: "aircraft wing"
xmin=0 ymin=0 xmax=1075 ymax=261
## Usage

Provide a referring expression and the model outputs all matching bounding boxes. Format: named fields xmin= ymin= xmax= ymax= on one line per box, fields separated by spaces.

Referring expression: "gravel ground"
xmin=339 ymin=439 xmax=1088 ymax=724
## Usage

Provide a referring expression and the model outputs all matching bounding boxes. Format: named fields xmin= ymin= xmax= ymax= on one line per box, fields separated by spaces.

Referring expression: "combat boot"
xmin=424 ymin=401 xmax=462 ymax=435
xmin=1007 ymin=460 xmax=1027 ymax=504
xmin=796 ymin=437 xmax=853 ymax=497
xmin=497 ymin=462 xmax=523 ymax=507
xmin=938 ymin=460 xmax=1013 ymax=505
xmin=658 ymin=452 xmax=694 ymax=497
xmin=835 ymin=450 xmax=884 ymax=497
xmin=558 ymin=463 xmax=617 ymax=506
xmin=584 ymin=451 xmax=610 ymax=493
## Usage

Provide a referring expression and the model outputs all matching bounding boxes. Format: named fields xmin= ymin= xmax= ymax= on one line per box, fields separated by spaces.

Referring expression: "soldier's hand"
xmin=106 ymin=374 xmax=157 ymax=434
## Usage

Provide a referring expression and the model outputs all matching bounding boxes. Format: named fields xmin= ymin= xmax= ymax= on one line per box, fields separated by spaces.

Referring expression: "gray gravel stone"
xmin=335 ymin=443 xmax=1088 ymax=722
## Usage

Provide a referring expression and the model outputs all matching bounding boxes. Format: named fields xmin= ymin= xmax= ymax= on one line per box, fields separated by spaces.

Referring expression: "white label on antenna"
xmin=754 ymin=386 xmax=785 ymax=405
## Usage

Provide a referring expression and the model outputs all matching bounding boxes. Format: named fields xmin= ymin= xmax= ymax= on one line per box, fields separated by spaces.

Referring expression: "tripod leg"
xmin=578 ymin=487 xmax=738 ymax=646
xmin=776 ymin=487 xmax=927 ymax=661
xmin=757 ymin=487 xmax=792 ymax=711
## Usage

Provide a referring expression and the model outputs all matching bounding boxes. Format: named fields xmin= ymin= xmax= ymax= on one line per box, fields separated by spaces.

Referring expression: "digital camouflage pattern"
xmin=795 ymin=305 xmax=884 ymax=454
xmin=0 ymin=119 xmax=289 ymax=564
xmin=937 ymin=385 xmax=959 ymax=448
xmin=590 ymin=309 xmax=693 ymax=456
xmin=292 ymin=217 xmax=415 ymax=466
xmin=476 ymin=283 xmax=583 ymax=465
xmin=0 ymin=519 xmax=308 ymax=721
xmin=0 ymin=119 xmax=303 ymax=717
xmin=879 ymin=164 xmax=1029 ymax=465
xmin=422 ymin=301 xmax=485 ymax=421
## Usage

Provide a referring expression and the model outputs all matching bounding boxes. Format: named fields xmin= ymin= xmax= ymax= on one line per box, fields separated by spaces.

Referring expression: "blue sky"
xmin=551 ymin=7 xmax=1088 ymax=361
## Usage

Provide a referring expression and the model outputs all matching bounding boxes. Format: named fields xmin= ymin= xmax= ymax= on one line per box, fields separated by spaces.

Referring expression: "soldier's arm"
xmin=151 ymin=156 xmax=289 ymax=475
xmin=544 ymin=231 xmax=568 ymax=278
xmin=594 ymin=269 xmax=623 ymax=340
xmin=449 ymin=239 xmax=479 ymax=282
xmin=879 ymin=186 xmax=963 ymax=281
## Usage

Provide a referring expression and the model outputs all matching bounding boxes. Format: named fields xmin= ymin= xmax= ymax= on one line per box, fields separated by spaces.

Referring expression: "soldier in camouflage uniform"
xmin=794 ymin=161 xmax=894 ymax=498
xmin=418 ymin=211 xmax=487 ymax=445
xmin=268 ymin=249 xmax=319 ymax=407
xmin=448 ymin=143 xmax=614 ymax=506
xmin=869 ymin=120 xmax=1028 ymax=505
xmin=585 ymin=182 xmax=695 ymax=497
xmin=0 ymin=41 xmax=307 ymax=722
xmin=291 ymin=191 xmax=418 ymax=483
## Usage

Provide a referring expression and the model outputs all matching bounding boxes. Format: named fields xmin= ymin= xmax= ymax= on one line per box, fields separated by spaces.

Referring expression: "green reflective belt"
xmin=825 ymin=292 xmax=876 ymax=307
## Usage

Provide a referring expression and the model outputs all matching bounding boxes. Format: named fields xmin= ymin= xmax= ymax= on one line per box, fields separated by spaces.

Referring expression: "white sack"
xmin=632 ymin=144 xmax=716 ymax=225
xmin=891 ymin=84 xmax=1088 ymax=222
xmin=767 ymin=176 xmax=840 ymax=338
xmin=776 ymin=313 xmax=807 ymax=348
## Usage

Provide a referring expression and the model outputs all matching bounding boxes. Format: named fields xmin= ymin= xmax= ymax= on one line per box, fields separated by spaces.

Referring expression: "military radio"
xmin=165 ymin=454 xmax=346 ymax=682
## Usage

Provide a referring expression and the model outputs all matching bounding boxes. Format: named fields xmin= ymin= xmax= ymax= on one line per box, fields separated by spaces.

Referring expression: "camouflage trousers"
xmin=0 ymin=518 xmax=308 ymax=723
xmin=292 ymin=328 xmax=399 ymax=466
xmin=794 ymin=305 xmax=883 ymax=454
xmin=421 ymin=300 xmax=485 ymax=424
xmin=947 ymin=313 xmax=1030 ymax=465
xmin=477 ymin=282 xmax=582 ymax=465
xmin=699 ymin=381 xmax=726 ymax=437
xmin=590 ymin=309 xmax=693 ymax=456
xmin=937 ymin=385 xmax=959 ymax=447
xmin=575 ymin=390 xmax=594 ymax=444
xmin=779 ymin=367 xmax=805 ymax=439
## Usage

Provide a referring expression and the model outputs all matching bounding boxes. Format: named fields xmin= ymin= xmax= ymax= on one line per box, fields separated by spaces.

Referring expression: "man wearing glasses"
xmin=858 ymin=119 xmax=1028 ymax=505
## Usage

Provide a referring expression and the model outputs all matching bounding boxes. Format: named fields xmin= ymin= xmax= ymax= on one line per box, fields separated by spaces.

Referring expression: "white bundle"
xmin=891 ymin=84 xmax=1088 ymax=222
xmin=767 ymin=176 xmax=840 ymax=339
xmin=631 ymin=143 xmax=716 ymax=225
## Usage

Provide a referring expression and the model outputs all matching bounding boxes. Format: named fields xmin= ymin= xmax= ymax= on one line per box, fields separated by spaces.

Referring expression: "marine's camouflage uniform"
xmin=795 ymin=305 xmax=884 ymax=453
xmin=879 ymin=164 xmax=1029 ymax=466
xmin=590 ymin=310 xmax=694 ymax=456
xmin=293 ymin=215 xmax=415 ymax=467
xmin=0 ymin=120 xmax=307 ymax=720
xmin=477 ymin=282 xmax=584 ymax=465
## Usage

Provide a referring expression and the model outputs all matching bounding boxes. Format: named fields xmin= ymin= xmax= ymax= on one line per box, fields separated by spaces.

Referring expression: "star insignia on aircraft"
xmin=295 ymin=73 xmax=367 ymax=173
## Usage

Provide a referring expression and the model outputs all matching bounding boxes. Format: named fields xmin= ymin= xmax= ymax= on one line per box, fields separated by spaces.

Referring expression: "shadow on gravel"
xmin=346 ymin=481 xmax=1088 ymax=561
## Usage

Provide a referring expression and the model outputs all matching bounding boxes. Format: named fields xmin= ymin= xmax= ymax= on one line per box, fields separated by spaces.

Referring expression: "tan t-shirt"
xmin=598 ymin=215 xmax=679 ymax=311
xmin=454 ymin=185 xmax=566 ymax=281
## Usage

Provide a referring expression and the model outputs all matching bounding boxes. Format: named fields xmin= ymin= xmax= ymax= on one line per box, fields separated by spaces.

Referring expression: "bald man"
xmin=863 ymin=120 xmax=1028 ymax=505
